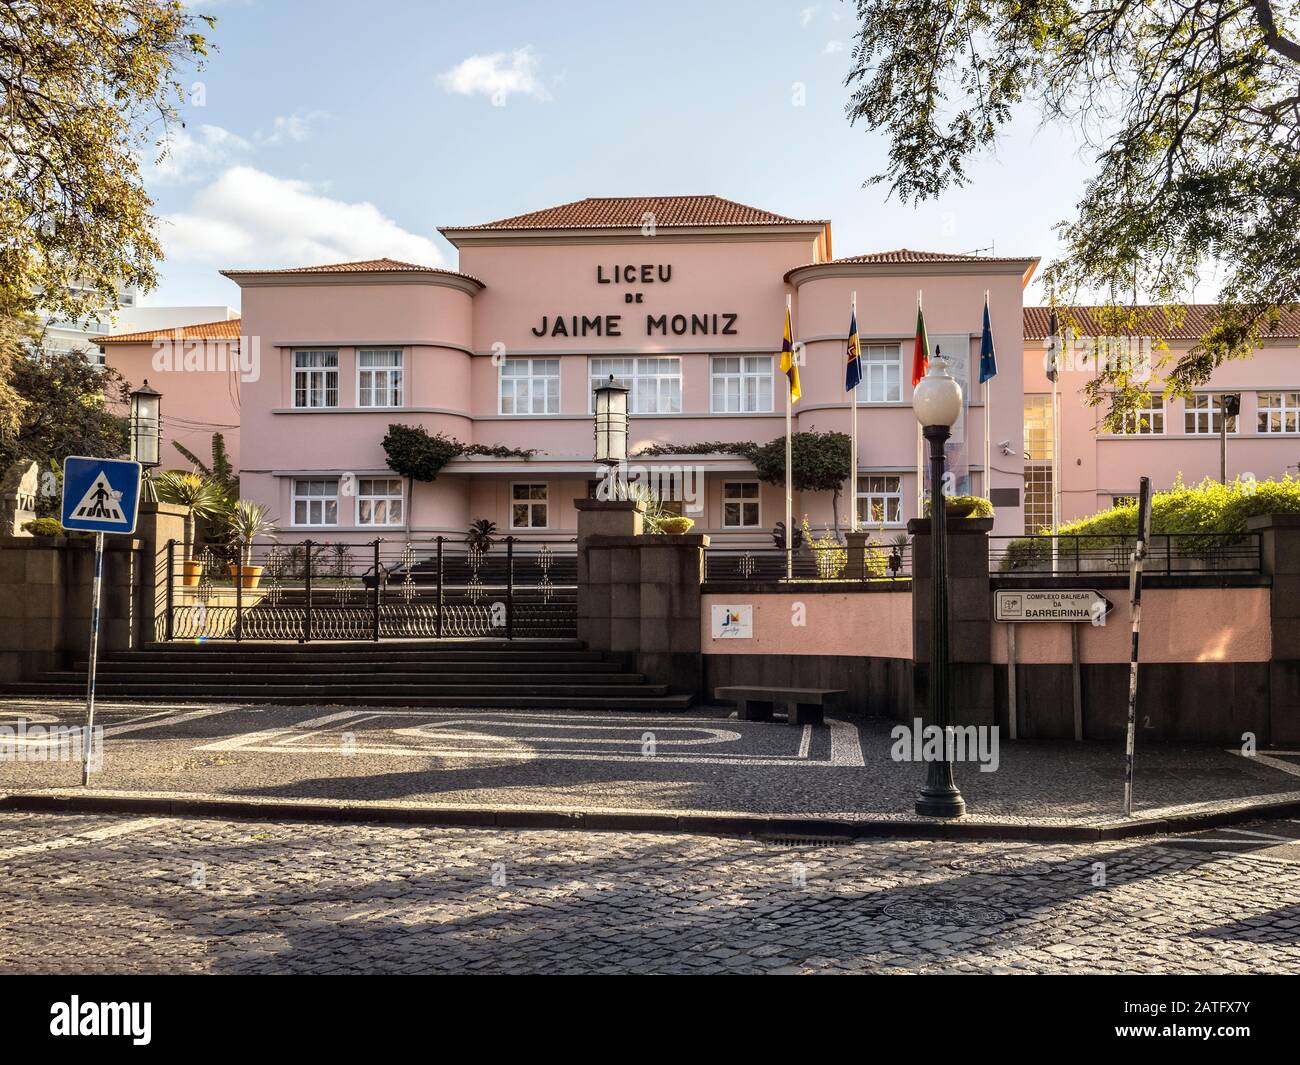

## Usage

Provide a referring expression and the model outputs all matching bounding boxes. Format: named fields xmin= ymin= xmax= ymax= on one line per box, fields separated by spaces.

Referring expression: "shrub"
xmin=657 ymin=516 xmax=695 ymax=535
xmin=997 ymin=475 xmax=1300 ymax=571
xmin=922 ymin=494 xmax=994 ymax=519
xmin=22 ymin=517 xmax=69 ymax=537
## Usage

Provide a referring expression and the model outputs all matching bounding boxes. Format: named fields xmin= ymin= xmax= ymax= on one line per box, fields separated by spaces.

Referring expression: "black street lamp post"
xmin=913 ymin=355 xmax=967 ymax=818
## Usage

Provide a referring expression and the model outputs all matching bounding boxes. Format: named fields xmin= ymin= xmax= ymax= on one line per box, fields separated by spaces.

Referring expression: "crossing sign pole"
xmin=82 ymin=531 xmax=105 ymax=784
xmin=60 ymin=456 xmax=142 ymax=786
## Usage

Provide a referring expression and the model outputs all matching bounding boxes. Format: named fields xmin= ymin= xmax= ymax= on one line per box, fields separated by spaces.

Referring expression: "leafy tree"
xmin=845 ymin=0 xmax=1300 ymax=421
xmin=0 ymin=0 xmax=213 ymax=324
xmin=751 ymin=431 xmax=853 ymax=535
xmin=0 ymin=352 xmax=130 ymax=513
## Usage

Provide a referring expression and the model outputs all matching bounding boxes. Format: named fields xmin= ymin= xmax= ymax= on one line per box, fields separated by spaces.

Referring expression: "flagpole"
xmin=785 ymin=293 xmax=794 ymax=579
xmin=915 ymin=290 xmax=925 ymax=519
xmin=850 ymin=290 xmax=858 ymax=535
xmin=983 ymin=290 xmax=992 ymax=502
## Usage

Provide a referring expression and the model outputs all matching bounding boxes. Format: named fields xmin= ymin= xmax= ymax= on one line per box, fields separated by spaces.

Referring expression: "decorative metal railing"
xmin=158 ymin=536 xmax=577 ymax=641
xmin=703 ymin=537 xmax=912 ymax=585
xmin=989 ymin=532 xmax=1263 ymax=576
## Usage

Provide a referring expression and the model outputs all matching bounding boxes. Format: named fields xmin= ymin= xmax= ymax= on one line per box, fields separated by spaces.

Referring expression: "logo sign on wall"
xmin=711 ymin=604 xmax=753 ymax=639
xmin=994 ymin=589 xmax=1112 ymax=623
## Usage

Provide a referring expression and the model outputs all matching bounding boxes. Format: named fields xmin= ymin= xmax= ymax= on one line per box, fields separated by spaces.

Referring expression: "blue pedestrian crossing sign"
xmin=61 ymin=456 xmax=142 ymax=535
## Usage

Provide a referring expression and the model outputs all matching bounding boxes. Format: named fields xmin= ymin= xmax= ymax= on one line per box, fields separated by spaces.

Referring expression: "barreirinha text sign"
xmin=995 ymin=589 xmax=1113 ymax=623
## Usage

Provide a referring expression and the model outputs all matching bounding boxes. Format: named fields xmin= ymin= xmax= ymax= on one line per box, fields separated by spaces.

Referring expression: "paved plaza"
xmin=1 ymin=699 xmax=1298 ymax=825
xmin=1 ymin=810 xmax=1298 ymax=974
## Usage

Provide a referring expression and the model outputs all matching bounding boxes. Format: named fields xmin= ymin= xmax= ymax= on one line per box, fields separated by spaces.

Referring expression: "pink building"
xmin=98 ymin=195 xmax=1300 ymax=544
xmin=96 ymin=318 xmax=246 ymax=472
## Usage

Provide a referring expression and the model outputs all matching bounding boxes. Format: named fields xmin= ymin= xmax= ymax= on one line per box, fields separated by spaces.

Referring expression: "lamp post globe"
xmin=129 ymin=379 xmax=163 ymax=469
xmin=914 ymin=354 xmax=967 ymax=819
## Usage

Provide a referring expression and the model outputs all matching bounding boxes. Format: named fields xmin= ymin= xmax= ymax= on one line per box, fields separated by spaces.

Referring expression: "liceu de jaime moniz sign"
xmin=530 ymin=262 xmax=740 ymax=338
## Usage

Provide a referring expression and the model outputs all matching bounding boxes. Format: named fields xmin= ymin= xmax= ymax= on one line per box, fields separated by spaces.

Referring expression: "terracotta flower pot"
xmin=182 ymin=559 xmax=203 ymax=587
xmin=227 ymin=564 xmax=263 ymax=589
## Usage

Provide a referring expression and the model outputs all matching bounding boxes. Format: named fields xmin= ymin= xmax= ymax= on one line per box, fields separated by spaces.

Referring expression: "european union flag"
xmin=979 ymin=293 xmax=997 ymax=383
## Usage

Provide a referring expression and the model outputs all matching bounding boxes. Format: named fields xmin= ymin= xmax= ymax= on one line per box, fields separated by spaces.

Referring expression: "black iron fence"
xmin=703 ymin=536 xmax=912 ymax=585
xmin=989 ymin=532 xmax=1263 ymax=576
xmin=159 ymin=537 xmax=577 ymax=641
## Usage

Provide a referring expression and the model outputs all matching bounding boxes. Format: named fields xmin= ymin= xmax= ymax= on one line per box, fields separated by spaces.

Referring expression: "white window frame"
xmin=510 ymin=482 xmax=549 ymax=529
xmin=1258 ymin=392 xmax=1300 ymax=434
xmin=499 ymin=358 xmax=561 ymax=415
xmin=355 ymin=477 xmax=404 ymax=527
xmin=292 ymin=478 xmax=340 ymax=527
xmin=1184 ymin=393 xmax=1239 ymax=435
xmin=1117 ymin=393 xmax=1165 ymax=435
xmin=721 ymin=481 xmax=761 ymax=528
xmin=710 ymin=355 xmax=773 ymax=413
xmin=590 ymin=357 xmax=682 ymax=414
xmin=855 ymin=344 xmax=904 ymax=404
xmin=293 ymin=350 xmax=339 ymax=409
xmin=356 ymin=349 xmax=404 ymax=408
xmin=855 ymin=474 xmax=904 ymax=526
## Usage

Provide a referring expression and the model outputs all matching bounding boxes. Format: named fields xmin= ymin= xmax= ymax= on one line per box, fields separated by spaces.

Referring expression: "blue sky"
xmin=150 ymin=0 xmax=1101 ymax=309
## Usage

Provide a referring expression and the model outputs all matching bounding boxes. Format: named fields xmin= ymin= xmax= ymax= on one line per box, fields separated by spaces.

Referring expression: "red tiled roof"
xmin=447 ymin=195 xmax=828 ymax=230
xmin=220 ymin=258 xmax=482 ymax=284
xmin=1023 ymin=304 xmax=1300 ymax=340
xmin=829 ymin=248 xmax=1035 ymax=265
xmin=93 ymin=318 xmax=242 ymax=344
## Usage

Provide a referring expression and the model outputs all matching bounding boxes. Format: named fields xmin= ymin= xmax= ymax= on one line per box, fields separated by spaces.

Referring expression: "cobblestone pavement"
xmin=1 ymin=811 xmax=1298 ymax=974
xmin=2 ymin=700 xmax=1297 ymax=824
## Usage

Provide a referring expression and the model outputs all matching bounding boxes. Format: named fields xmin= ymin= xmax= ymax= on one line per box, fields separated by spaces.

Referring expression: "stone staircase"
xmin=1 ymin=640 xmax=694 ymax=711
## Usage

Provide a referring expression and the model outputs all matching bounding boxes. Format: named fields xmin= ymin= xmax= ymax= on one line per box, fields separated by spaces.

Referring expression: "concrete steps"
xmin=2 ymin=639 xmax=694 ymax=711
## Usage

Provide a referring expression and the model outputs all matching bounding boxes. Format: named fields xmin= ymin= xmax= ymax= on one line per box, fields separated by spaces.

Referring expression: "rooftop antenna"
xmin=962 ymin=242 xmax=995 ymax=256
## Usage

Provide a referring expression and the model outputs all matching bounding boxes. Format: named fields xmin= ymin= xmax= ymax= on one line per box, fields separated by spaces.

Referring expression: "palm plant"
xmin=466 ymin=518 xmax=497 ymax=552
xmin=224 ymin=500 xmax=278 ymax=568
xmin=152 ymin=470 xmax=228 ymax=560
xmin=623 ymin=482 xmax=674 ymax=535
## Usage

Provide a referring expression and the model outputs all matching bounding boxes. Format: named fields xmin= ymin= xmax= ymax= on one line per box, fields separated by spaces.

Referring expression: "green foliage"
xmin=752 ymin=432 xmax=852 ymax=494
xmin=844 ymin=0 xmax=1300 ymax=403
xmin=0 ymin=353 xmax=130 ymax=514
xmin=922 ymin=494 xmax=995 ymax=518
xmin=657 ymin=516 xmax=695 ymax=535
xmin=382 ymin=425 xmax=537 ymax=483
xmin=999 ymin=475 xmax=1300 ymax=569
xmin=635 ymin=441 xmax=760 ymax=461
xmin=466 ymin=519 xmax=497 ymax=551
xmin=221 ymin=501 xmax=277 ymax=566
xmin=622 ymin=482 xmax=676 ymax=534
xmin=801 ymin=517 xmax=846 ymax=579
xmin=0 ymin=1 xmax=213 ymax=323
xmin=22 ymin=517 xmax=74 ymax=537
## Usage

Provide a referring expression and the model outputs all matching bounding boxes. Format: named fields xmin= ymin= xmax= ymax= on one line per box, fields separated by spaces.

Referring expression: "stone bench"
xmin=713 ymin=686 xmax=847 ymax=726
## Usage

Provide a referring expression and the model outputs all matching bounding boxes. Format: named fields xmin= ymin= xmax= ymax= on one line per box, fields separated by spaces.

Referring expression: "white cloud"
xmin=438 ymin=47 xmax=548 ymax=103
xmin=822 ymin=40 xmax=845 ymax=54
xmin=256 ymin=110 xmax=326 ymax=146
xmin=148 ymin=124 xmax=251 ymax=185
xmin=160 ymin=166 xmax=444 ymax=269
xmin=801 ymin=5 xmax=819 ymax=26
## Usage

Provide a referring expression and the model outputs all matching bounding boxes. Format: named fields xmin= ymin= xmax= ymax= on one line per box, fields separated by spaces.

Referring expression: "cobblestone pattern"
xmin=1 ymin=813 xmax=1298 ymax=974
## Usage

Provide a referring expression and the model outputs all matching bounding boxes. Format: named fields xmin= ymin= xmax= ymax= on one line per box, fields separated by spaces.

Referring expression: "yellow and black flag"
xmin=780 ymin=305 xmax=801 ymax=402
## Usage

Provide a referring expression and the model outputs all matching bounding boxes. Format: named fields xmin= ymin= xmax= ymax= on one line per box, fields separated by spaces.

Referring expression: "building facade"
xmin=100 ymin=195 xmax=1300 ymax=544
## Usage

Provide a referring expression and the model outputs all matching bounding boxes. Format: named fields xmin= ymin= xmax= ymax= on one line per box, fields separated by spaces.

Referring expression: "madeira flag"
xmin=780 ymin=305 xmax=801 ymax=402
xmin=911 ymin=298 xmax=930 ymax=386
xmin=845 ymin=305 xmax=862 ymax=391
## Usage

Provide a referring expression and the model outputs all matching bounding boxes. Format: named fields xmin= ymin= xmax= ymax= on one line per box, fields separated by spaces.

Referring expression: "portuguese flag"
xmin=911 ymin=294 xmax=930 ymax=387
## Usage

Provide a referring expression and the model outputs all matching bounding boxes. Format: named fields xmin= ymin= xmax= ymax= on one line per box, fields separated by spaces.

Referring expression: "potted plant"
xmin=658 ymin=516 xmax=695 ymax=536
xmin=153 ymin=471 xmax=229 ymax=586
xmin=466 ymin=518 xmax=497 ymax=552
xmin=223 ymin=501 xmax=277 ymax=589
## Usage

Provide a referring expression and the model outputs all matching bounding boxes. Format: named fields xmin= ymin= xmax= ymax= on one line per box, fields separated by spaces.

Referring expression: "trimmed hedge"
xmin=999 ymin=475 xmax=1300 ymax=570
